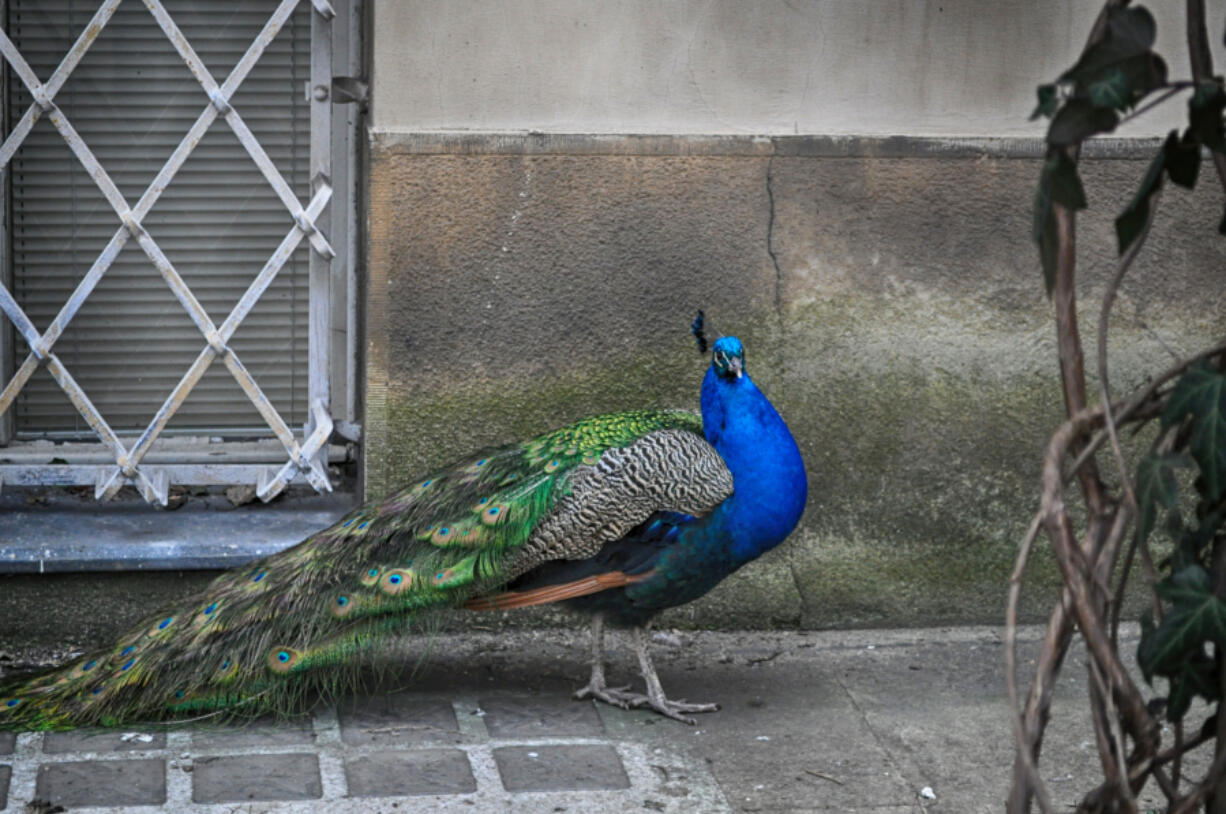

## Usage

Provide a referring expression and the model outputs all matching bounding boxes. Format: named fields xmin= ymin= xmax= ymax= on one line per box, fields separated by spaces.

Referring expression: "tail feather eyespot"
xmin=216 ymin=657 xmax=239 ymax=682
xmin=379 ymin=568 xmax=416 ymax=595
xmin=480 ymin=503 xmax=508 ymax=526
xmin=267 ymin=647 xmax=302 ymax=674
xmin=330 ymin=594 xmax=356 ymax=618
xmin=68 ymin=659 xmax=99 ymax=680
xmin=194 ymin=601 xmax=221 ymax=627
xmin=148 ymin=616 xmax=175 ymax=636
xmin=360 ymin=567 xmax=381 ymax=586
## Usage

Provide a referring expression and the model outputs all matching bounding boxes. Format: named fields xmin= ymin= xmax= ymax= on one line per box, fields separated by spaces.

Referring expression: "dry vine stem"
xmin=1006 ymin=0 xmax=1226 ymax=809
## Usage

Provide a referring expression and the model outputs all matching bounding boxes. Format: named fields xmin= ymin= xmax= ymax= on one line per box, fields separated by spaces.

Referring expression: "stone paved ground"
xmin=0 ymin=625 xmax=1202 ymax=812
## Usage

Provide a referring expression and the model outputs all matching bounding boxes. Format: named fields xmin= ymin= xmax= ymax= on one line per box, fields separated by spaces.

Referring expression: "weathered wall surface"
xmin=364 ymin=0 xmax=1226 ymax=628
xmin=370 ymin=0 xmax=1222 ymax=137
xmin=365 ymin=134 xmax=1226 ymax=628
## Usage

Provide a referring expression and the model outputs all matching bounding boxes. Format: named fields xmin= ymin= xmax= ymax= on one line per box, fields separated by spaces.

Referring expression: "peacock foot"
xmin=573 ymin=679 xmax=637 ymax=709
xmin=574 ymin=679 xmax=719 ymax=724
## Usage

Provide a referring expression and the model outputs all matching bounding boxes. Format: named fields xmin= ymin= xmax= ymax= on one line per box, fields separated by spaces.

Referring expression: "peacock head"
xmin=711 ymin=336 xmax=744 ymax=380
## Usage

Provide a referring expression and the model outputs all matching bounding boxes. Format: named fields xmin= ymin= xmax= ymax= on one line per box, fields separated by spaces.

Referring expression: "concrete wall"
xmin=364 ymin=1 xmax=1226 ymax=629
xmin=370 ymin=0 xmax=1223 ymax=137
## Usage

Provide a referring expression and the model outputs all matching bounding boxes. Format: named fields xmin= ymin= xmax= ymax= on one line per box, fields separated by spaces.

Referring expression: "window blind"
xmin=7 ymin=0 xmax=310 ymax=438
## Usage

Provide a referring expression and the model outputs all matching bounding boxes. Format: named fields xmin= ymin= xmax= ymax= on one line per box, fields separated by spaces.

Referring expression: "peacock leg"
xmin=627 ymin=623 xmax=719 ymax=724
xmin=573 ymin=614 xmax=635 ymax=708
xmin=574 ymin=619 xmax=718 ymax=724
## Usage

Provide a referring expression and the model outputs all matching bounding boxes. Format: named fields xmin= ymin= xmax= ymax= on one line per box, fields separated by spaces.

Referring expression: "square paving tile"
xmin=345 ymin=749 xmax=476 ymax=797
xmin=0 ymin=731 xmax=13 ymax=755
xmin=36 ymin=758 xmax=166 ymax=807
xmin=192 ymin=715 xmax=315 ymax=750
xmin=339 ymin=694 xmax=460 ymax=746
xmin=43 ymin=728 xmax=166 ymax=754
xmin=192 ymin=753 xmax=322 ymax=803
xmin=493 ymin=744 xmax=630 ymax=792
xmin=0 ymin=764 xmax=10 ymax=810
xmin=480 ymin=694 xmax=604 ymax=738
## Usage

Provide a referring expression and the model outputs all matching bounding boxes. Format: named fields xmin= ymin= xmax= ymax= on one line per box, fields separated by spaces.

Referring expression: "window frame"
xmin=0 ymin=0 xmax=363 ymax=507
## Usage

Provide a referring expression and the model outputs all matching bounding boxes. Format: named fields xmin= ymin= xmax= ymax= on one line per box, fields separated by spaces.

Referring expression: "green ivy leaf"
xmin=1189 ymin=80 xmax=1226 ymax=152
xmin=1175 ymin=508 xmax=1225 ymax=572
xmin=1033 ymin=152 xmax=1089 ymax=295
xmin=1030 ymin=83 xmax=1059 ymax=120
xmin=1061 ymin=6 xmax=1158 ymax=88
xmin=1139 ymin=565 xmax=1226 ymax=679
xmin=1047 ymin=99 xmax=1119 ymax=146
xmin=1162 ymin=363 xmax=1226 ymax=500
xmin=1034 ymin=160 xmax=1058 ymax=296
xmin=1087 ymin=53 xmax=1168 ymax=112
xmin=1164 ymin=649 xmax=1219 ymax=721
xmin=1088 ymin=68 xmax=1131 ymax=110
xmin=1135 ymin=452 xmax=1189 ymax=546
xmin=1164 ymin=130 xmax=1201 ymax=189
xmin=1048 ymin=151 xmax=1087 ymax=209
xmin=1115 ymin=146 xmax=1165 ymax=255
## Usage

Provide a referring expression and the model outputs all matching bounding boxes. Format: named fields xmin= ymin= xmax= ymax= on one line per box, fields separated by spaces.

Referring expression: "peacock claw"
xmin=621 ymin=692 xmax=719 ymax=725
xmin=575 ymin=682 xmax=719 ymax=724
xmin=573 ymin=682 xmax=635 ymax=708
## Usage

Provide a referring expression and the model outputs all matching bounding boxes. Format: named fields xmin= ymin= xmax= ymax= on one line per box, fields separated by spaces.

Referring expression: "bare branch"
xmin=1097 ymin=188 xmax=1161 ymax=519
xmin=1006 ymin=509 xmax=1057 ymax=814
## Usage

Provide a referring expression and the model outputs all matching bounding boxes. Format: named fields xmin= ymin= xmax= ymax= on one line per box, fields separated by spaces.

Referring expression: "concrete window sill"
xmin=0 ymin=490 xmax=354 ymax=573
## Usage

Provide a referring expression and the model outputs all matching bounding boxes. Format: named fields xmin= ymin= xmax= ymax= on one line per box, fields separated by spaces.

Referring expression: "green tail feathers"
xmin=0 ymin=409 xmax=704 ymax=730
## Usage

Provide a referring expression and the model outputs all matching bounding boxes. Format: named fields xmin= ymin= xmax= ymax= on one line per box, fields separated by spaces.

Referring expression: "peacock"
xmin=0 ymin=321 xmax=807 ymax=730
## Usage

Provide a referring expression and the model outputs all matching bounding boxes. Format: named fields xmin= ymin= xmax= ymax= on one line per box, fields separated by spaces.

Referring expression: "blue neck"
xmin=700 ymin=366 xmax=807 ymax=563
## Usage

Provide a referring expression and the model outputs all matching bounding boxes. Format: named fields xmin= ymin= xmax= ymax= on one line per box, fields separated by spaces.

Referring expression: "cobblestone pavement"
xmin=1 ymin=691 xmax=724 ymax=813
xmin=0 ymin=625 xmax=1177 ymax=812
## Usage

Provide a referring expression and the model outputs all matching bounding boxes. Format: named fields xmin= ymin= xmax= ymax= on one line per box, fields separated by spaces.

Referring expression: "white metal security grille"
xmin=9 ymin=1 xmax=312 ymax=437
xmin=0 ymin=0 xmax=344 ymax=506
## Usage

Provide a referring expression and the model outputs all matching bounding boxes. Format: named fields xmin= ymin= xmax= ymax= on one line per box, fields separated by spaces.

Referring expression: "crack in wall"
xmin=765 ymin=150 xmax=783 ymax=317
xmin=764 ymin=149 xmax=788 ymax=394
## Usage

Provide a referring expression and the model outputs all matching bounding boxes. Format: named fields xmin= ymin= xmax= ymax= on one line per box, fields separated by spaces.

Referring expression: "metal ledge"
xmin=0 ymin=490 xmax=354 ymax=573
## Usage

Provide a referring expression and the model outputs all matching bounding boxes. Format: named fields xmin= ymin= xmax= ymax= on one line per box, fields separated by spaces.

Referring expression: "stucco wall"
xmin=364 ymin=134 xmax=1226 ymax=628
xmin=370 ymin=0 xmax=1222 ymax=137
xmin=364 ymin=1 xmax=1226 ymax=628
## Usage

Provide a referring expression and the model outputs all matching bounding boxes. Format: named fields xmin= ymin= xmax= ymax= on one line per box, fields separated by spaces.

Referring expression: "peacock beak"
xmin=729 ymin=357 xmax=743 ymax=379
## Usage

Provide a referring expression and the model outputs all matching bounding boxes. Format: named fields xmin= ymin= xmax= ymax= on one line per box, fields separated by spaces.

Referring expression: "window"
xmin=0 ymin=0 xmax=359 ymax=508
